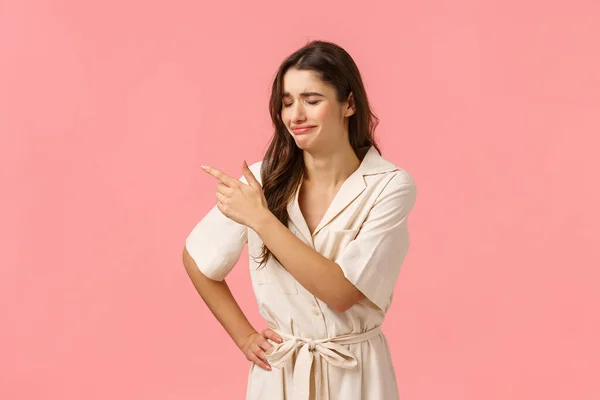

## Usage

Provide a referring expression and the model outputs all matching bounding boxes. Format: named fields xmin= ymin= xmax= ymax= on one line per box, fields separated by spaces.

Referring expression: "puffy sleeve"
xmin=184 ymin=161 xmax=262 ymax=281
xmin=336 ymin=172 xmax=417 ymax=312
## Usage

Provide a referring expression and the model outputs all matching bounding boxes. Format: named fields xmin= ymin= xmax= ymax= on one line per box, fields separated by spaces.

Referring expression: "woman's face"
xmin=280 ymin=68 xmax=354 ymax=152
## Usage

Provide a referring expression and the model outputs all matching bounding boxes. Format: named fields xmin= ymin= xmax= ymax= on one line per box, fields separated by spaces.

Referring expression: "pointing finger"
xmin=201 ymin=165 xmax=239 ymax=187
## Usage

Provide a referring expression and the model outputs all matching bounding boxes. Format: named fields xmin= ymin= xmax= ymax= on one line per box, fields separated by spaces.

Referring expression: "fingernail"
xmin=266 ymin=365 xmax=271 ymax=371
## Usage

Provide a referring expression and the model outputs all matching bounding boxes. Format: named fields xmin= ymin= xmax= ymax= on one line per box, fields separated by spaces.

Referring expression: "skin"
xmin=182 ymin=248 xmax=280 ymax=371
xmin=186 ymin=68 xmax=367 ymax=371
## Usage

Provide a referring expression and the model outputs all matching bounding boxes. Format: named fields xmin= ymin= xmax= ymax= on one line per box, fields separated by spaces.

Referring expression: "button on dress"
xmin=185 ymin=146 xmax=417 ymax=400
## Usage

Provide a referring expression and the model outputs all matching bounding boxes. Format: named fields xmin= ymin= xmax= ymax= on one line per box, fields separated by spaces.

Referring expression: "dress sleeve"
xmin=184 ymin=162 xmax=262 ymax=281
xmin=336 ymin=172 xmax=417 ymax=312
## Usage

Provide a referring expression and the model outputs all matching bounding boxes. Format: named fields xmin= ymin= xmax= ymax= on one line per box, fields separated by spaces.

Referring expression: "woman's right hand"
xmin=240 ymin=329 xmax=283 ymax=371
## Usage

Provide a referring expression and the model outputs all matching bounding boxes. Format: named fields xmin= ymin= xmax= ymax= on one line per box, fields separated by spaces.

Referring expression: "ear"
xmin=344 ymin=92 xmax=356 ymax=117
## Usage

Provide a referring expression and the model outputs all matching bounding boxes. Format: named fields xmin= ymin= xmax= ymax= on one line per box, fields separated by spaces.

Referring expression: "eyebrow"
xmin=282 ymin=91 xmax=325 ymax=98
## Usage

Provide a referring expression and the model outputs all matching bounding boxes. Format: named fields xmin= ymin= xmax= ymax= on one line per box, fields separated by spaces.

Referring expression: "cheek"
xmin=280 ymin=108 xmax=292 ymax=123
xmin=312 ymin=105 xmax=332 ymax=122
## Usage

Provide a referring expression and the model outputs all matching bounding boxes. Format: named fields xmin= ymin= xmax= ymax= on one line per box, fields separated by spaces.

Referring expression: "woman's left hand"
xmin=201 ymin=161 xmax=270 ymax=230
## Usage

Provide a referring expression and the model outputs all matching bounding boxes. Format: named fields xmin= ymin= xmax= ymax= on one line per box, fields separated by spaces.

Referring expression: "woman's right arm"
xmin=182 ymin=246 xmax=280 ymax=370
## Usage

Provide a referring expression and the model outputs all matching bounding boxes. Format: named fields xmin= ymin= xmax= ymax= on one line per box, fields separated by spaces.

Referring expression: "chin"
xmin=291 ymin=130 xmax=320 ymax=150
xmin=292 ymin=136 xmax=316 ymax=152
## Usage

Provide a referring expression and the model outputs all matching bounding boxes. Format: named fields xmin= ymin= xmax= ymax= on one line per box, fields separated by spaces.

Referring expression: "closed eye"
xmin=282 ymin=100 xmax=320 ymax=108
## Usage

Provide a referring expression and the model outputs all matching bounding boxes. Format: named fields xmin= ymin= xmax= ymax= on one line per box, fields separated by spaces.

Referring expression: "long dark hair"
xmin=256 ymin=40 xmax=381 ymax=267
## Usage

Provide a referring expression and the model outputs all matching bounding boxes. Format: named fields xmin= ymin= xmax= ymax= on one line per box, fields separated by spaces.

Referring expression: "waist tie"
xmin=265 ymin=325 xmax=382 ymax=400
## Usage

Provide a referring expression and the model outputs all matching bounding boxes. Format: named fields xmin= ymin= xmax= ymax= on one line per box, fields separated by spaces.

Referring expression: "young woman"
xmin=183 ymin=40 xmax=417 ymax=400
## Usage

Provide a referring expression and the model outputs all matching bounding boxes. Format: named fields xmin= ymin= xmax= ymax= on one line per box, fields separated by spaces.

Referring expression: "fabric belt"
xmin=265 ymin=325 xmax=382 ymax=400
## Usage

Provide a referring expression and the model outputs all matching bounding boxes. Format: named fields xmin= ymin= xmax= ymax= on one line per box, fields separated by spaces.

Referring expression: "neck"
xmin=302 ymin=143 xmax=362 ymax=190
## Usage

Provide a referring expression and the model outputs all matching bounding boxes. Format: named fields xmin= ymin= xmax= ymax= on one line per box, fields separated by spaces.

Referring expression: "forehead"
xmin=282 ymin=69 xmax=328 ymax=95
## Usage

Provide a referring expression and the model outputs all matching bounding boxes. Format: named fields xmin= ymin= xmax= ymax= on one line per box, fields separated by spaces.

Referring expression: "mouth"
xmin=291 ymin=126 xmax=315 ymax=135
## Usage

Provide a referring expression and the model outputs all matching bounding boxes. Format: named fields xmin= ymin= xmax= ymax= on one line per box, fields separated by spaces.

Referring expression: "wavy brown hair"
xmin=256 ymin=40 xmax=382 ymax=267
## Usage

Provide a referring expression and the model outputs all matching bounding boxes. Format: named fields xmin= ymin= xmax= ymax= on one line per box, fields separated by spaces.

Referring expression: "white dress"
xmin=185 ymin=146 xmax=417 ymax=400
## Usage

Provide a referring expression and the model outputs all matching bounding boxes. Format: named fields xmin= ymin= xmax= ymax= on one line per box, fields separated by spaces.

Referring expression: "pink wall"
xmin=1 ymin=0 xmax=599 ymax=399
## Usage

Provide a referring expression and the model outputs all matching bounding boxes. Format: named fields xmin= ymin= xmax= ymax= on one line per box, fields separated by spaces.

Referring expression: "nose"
xmin=289 ymin=102 xmax=306 ymax=123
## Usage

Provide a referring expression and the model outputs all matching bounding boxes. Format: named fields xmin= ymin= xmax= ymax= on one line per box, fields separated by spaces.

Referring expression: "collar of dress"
xmin=287 ymin=145 xmax=399 ymax=242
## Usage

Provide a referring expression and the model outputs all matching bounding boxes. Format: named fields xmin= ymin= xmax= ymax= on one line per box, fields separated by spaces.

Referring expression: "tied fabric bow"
xmin=264 ymin=326 xmax=383 ymax=400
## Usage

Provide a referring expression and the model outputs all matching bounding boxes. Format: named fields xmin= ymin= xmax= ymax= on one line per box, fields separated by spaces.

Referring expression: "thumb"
xmin=242 ymin=160 xmax=260 ymax=187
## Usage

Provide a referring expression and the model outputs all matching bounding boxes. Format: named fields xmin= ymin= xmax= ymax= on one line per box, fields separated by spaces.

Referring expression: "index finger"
xmin=201 ymin=165 xmax=239 ymax=187
xmin=262 ymin=329 xmax=283 ymax=343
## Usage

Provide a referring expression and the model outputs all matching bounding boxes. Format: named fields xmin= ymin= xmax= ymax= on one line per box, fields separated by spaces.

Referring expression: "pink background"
xmin=2 ymin=0 xmax=599 ymax=399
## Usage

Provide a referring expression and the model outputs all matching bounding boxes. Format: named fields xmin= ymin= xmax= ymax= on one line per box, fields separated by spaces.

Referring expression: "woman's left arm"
xmin=201 ymin=161 xmax=363 ymax=312
xmin=254 ymin=211 xmax=364 ymax=312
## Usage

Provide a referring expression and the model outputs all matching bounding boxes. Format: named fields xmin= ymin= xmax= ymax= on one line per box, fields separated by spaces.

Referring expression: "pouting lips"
xmin=292 ymin=126 xmax=315 ymax=134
